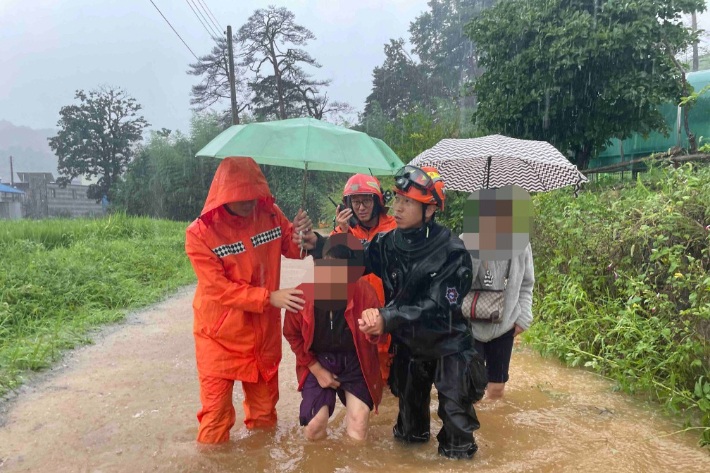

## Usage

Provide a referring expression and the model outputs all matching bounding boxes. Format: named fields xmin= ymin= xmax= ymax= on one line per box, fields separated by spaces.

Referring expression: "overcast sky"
xmin=0 ymin=0 xmax=431 ymax=133
xmin=2 ymin=0 xmax=710 ymax=133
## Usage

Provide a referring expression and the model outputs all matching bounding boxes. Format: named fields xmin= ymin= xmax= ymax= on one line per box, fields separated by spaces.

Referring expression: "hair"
xmin=325 ymin=244 xmax=356 ymax=260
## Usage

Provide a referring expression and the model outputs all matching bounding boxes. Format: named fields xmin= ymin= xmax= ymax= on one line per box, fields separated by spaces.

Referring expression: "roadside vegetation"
xmin=527 ymin=163 xmax=710 ymax=445
xmin=0 ymin=214 xmax=194 ymax=395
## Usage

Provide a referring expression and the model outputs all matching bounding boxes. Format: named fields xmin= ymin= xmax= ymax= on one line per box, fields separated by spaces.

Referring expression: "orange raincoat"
xmin=331 ymin=212 xmax=397 ymax=382
xmin=185 ymin=157 xmax=306 ymax=443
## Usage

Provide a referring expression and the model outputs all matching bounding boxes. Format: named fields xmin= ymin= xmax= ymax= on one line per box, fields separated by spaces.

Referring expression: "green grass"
xmin=526 ymin=162 xmax=710 ymax=446
xmin=0 ymin=214 xmax=195 ymax=395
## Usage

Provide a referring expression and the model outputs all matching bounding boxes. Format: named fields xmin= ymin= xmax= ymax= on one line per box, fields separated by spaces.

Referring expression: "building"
xmin=0 ymin=182 xmax=24 ymax=220
xmin=14 ymin=172 xmax=105 ymax=219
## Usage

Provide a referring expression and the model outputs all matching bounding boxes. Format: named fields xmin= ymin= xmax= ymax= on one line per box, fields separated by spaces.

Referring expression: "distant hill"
xmin=0 ymin=120 xmax=58 ymax=184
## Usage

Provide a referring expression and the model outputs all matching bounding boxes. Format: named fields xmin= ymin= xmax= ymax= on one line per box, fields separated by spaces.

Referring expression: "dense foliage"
xmin=528 ymin=163 xmax=710 ymax=444
xmin=467 ymin=0 xmax=705 ymax=169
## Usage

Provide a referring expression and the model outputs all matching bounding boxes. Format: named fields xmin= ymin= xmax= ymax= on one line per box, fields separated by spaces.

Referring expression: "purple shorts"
xmin=299 ymin=352 xmax=374 ymax=426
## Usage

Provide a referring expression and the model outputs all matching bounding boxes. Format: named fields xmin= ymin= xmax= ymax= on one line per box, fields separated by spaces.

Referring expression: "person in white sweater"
xmin=462 ymin=239 xmax=535 ymax=399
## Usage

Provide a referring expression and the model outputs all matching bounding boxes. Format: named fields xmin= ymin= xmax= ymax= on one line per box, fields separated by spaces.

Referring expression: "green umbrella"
xmin=196 ymin=117 xmax=403 ymax=174
xmin=196 ymin=117 xmax=404 ymax=254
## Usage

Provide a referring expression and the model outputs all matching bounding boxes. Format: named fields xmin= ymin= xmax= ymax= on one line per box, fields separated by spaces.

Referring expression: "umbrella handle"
xmin=299 ymin=230 xmax=304 ymax=258
xmin=301 ymin=162 xmax=309 ymax=210
xmin=300 ymin=162 xmax=309 ymax=259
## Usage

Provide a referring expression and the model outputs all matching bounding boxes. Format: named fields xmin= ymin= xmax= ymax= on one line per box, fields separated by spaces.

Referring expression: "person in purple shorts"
xmin=283 ymin=234 xmax=384 ymax=440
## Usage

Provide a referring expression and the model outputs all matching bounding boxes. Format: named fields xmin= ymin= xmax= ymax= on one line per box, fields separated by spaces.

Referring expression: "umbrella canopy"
xmin=409 ymin=134 xmax=588 ymax=192
xmin=195 ymin=117 xmax=404 ymax=175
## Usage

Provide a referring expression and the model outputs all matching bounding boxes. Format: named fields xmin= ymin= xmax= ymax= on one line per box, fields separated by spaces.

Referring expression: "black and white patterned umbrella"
xmin=409 ymin=134 xmax=588 ymax=192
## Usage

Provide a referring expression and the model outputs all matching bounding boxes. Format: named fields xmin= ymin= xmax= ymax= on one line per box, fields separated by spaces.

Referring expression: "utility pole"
xmin=692 ymin=11 xmax=699 ymax=72
xmin=226 ymin=25 xmax=239 ymax=125
xmin=691 ymin=12 xmax=700 ymax=72
xmin=9 ymin=155 xmax=14 ymax=186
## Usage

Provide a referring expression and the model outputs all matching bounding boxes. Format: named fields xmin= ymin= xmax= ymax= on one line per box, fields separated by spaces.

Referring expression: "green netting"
xmin=591 ymin=70 xmax=710 ymax=169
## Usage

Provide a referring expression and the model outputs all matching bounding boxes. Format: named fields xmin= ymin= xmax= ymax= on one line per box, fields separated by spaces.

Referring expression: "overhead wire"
xmin=147 ymin=0 xmax=199 ymax=60
xmin=196 ymin=0 xmax=224 ymax=33
xmin=185 ymin=0 xmax=220 ymax=39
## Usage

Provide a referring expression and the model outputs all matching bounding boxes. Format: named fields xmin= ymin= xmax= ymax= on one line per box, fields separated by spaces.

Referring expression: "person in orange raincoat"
xmin=331 ymin=174 xmax=397 ymax=383
xmin=185 ymin=157 xmax=314 ymax=444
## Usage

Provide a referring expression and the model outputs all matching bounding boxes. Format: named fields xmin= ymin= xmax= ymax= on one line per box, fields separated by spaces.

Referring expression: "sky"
xmin=0 ymin=0 xmax=432 ymax=133
xmin=2 ymin=1 xmax=710 ymax=134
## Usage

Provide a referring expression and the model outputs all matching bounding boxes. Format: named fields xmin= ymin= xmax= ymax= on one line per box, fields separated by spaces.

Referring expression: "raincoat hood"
xmin=200 ymin=157 xmax=274 ymax=219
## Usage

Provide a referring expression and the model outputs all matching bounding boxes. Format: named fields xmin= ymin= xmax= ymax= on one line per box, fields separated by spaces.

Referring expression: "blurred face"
xmin=314 ymin=261 xmax=350 ymax=284
xmin=314 ymin=257 xmax=365 ymax=311
xmin=392 ymin=193 xmax=435 ymax=229
xmin=226 ymin=199 xmax=257 ymax=217
xmin=461 ymin=185 xmax=533 ymax=261
xmin=349 ymin=195 xmax=375 ymax=224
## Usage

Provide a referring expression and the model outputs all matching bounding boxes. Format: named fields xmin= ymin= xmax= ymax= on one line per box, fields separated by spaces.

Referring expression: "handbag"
xmin=462 ymin=260 xmax=510 ymax=323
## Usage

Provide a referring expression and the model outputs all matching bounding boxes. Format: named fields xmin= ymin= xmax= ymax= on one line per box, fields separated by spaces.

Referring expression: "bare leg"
xmin=344 ymin=391 xmax=370 ymax=441
xmin=304 ymin=405 xmax=329 ymax=440
xmin=486 ymin=382 xmax=506 ymax=399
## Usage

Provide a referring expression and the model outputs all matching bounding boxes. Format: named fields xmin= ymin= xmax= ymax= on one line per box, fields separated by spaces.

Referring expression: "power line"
xmin=196 ymin=0 xmax=224 ymax=32
xmin=188 ymin=0 xmax=221 ymax=38
xmin=147 ymin=0 xmax=199 ymax=60
xmin=185 ymin=0 xmax=219 ymax=39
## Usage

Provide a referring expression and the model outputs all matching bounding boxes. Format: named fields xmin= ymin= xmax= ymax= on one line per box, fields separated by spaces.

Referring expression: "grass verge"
xmin=0 ymin=213 xmax=195 ymax=396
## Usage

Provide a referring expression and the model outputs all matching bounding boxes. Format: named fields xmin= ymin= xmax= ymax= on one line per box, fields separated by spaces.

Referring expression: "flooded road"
xmin=1 ymin=256 xmax=709 ymax=472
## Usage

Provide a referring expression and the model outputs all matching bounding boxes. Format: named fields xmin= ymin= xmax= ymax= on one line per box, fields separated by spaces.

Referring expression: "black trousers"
xmin=388 ymin=347 xmax=488 ymax=459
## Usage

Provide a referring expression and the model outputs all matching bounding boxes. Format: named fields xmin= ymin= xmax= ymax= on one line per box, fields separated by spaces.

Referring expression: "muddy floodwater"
xmin=1 ymin=256 xmax=709 ymax=472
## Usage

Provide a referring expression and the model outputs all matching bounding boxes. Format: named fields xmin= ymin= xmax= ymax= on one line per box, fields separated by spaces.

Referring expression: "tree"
xmin=112 ymin=112 xmax=225 ymax=220
xmin=248 ymin=68 xmax=321 ymax=120
xmin=409 ymin=0 xmax=498 ymax=98
xmin=468 ymin=0 xmax=705 ymax=169
xmin=48 ymin=86 xmax=149 ymax=200
xmin=238 ymin=6 xmax=324 ymax=120
xmin=361 ymin=1 xmax=498 ymax=126
xmin=355 ymin=100 xmax=389 ymax=140
xmin=299 ymin=88 xmax=353 ymax=120
xmin=364 ymin=39 xmax=430 ymax=120
xmin=187 ymin=37 xmax=250 ymax=124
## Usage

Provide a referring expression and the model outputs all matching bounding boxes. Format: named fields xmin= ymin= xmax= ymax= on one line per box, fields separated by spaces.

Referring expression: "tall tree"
xmin=248 ymin=67 xmax=326 ymax=120
xmin=361 ymin=1 xmax=498 ymax=127
xmin=238 ymin=6 xmax=323 ymax=120
xmin=409 ymin=0 xmax=497 ymax=98
xmin=468 ymin=0 xmax=705 ymax=170
xmin=364 ymin=38 xmax=430 ymax=120
xmin=48 ymin=86 xmax=149 ymax=200
xmin=187 ymin=36 xmax=250 ymax=124
xmin=297 ymin=81 xmax=353 ymax=120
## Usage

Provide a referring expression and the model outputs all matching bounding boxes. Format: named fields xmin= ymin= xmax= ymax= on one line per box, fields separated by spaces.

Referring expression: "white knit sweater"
xmin=460 ymin=240 xmax=536 ymax=343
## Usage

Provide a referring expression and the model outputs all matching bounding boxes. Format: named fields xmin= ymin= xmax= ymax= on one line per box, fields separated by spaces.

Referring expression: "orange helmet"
xmin=343 ymin=174 xmax=386 ymax=207
xmin=393 ymin=165 xmax=445 ymax=211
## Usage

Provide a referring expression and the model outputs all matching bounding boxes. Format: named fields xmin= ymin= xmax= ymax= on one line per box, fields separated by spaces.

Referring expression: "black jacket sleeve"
xmin=380 ymin=248 xmax=473 ymax=333
xmin=308 ymin=232 xmax=327 ymax=258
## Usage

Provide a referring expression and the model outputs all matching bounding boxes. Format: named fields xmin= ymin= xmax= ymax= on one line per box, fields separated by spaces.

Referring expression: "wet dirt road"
xmin=1 ymin=256 xmax=709 ymax=472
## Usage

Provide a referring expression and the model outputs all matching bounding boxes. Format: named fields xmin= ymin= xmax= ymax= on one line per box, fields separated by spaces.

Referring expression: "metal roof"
xmin=0 ymin=183 xmax=25 ymax=194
